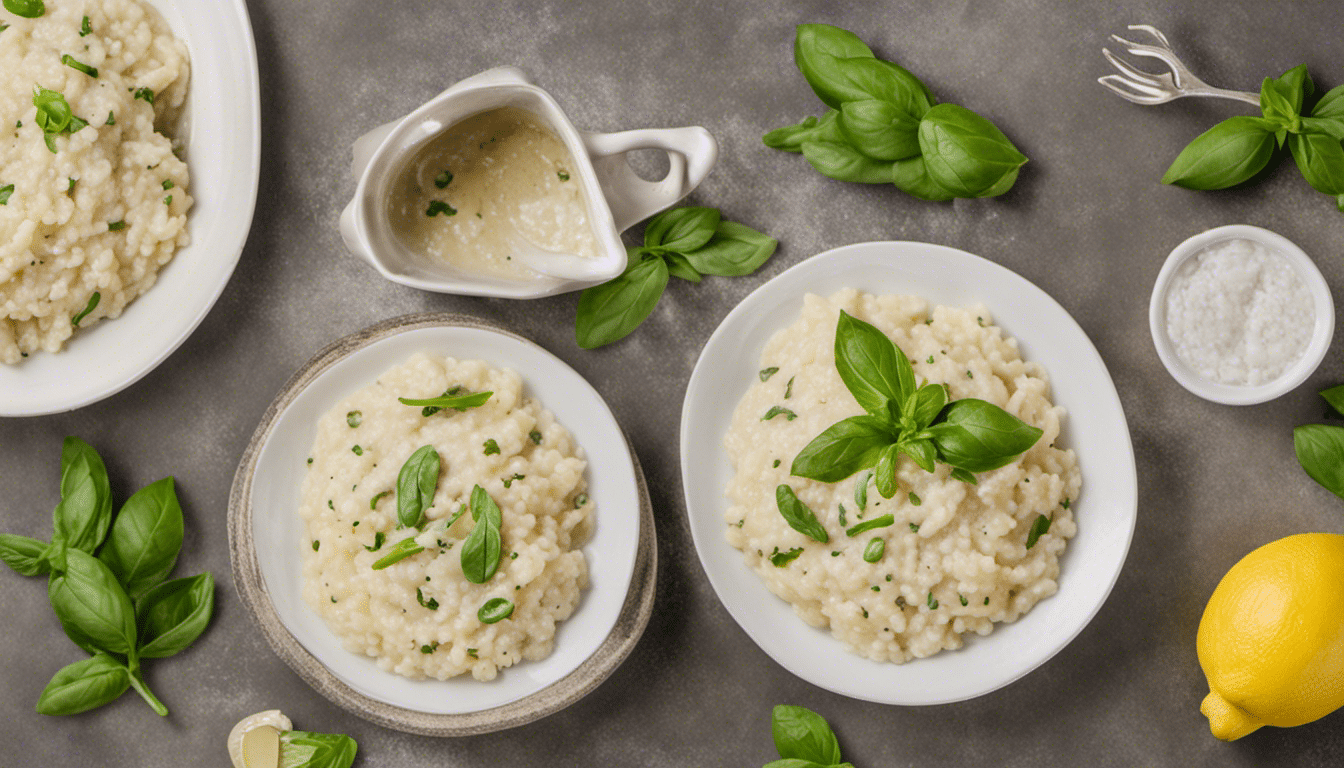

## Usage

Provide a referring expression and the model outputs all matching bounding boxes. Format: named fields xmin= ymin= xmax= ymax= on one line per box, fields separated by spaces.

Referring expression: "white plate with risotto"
xmin=680 ymin=241 xmax=1136 ymax=705
xmin=0 ymin=0 xmax=259 ymax=415
xmin=229 ymin=314 xmax=654 ymax=736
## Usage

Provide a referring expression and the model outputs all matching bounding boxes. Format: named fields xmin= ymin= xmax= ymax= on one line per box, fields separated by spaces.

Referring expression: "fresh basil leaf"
xmin=769 ymin=547 xmax=805 ymax=567
xmin=0 ymin=533 xmax=50 ymax=576
xmin=470 ymin=483 xmax=503 ymax=528
xmin=52 ymin=437 xmax=113 ymax=553
xmin=909 ymin=383 xmax=948 ymax=429
xmin=800 ymin=140 xmax=895 ymax=183
xmin=135 ymin=572 xmax=214 ymax=658
xmin=1300 ymin=116 xmax=1344 ymax=142
xmin=899 ymin=438 xmax=937 ymax=474
xmin=397 ymin=391 xmax=491 ymax=411
xmin=834 ymin=310 xmax=914 ymax=417
xmin=918 ymin=103 xmax=1027 ymax=198
xmin=643 ymin=206 xmax=720 ymax=253
xmin=371 ymin=536 xmax=425 ymax=570
xmin=1260 ymin=76 xmax=1302 ymax=134
xmin=1321 ymin=385 xmax=1344 ymax=418
xmin=790 ymin=415 xmax=894 ymax=483
xmin=771 ymin=704 xmax=842 ymax=765
xmin=874 ymin=443 xmax=900 ymax=498
xmin=926 ymin=399 xmax=1042 ymax=473
xmin=829 ymin=56 xmax=932 ymax=113
xmin=950 ymin=466 xmax=977 ymax=485
xmin=574 ymin=254 xmax=669 ymax=348
xmin=793 ymin=24 xmax=874 ymax=108
xmin=838 ymin=99 xmax=922 ymax=161
xmin=97 ymin=477 xmax=183 ymax=599
xmin=845 ymin=513 xmax=894 ymax=537
xmin=1161 ymin=116 xmax=1277 ymax=190
xmin=764 ymin=111 xmax=845 ymax=153
xmin=1294 ymin=423 xmax=1344 ymax=499
xmin=664 ymin=252 xmax=702 ymax=283
xmin=461 ymin=485 xmax=503 ymax=583
xmin=1269 ymin=64 xmax=1313 ymax=113
xmin=278 ymin=730 xmax=358 ymax=768
xmin=3 ymin=0 xmax=44 ymax=18
xmin=478 ymin=596 xmax=514 ymax=623
xmin=35 ymin=653 xmax=129 ymax=716
xmin=682 ymin=221 xmax=778 ymax=277
xmin=863 ymin=538 xmax=886 ymax=563
xmin=762 ymin=761 xmax=829 ymax=768
xmin=854 ymin=470 xmax=870 ymax=511
xmin=891 ymin=155 xmax=956 ymax=201
xmin=1313 ymin=83 xmax=1344 ymax=118
xmin=1289 ymin=132 xmax=1344 ymax=194
xmin=48 ymin=549 xmax=136 ymax=655
xmin=1025 ymin=514 xmax=1051 ymax=550
xmin=775 ymin=485 xmax=829 ymax=543
xmin=395 ymin=445 xmax=440 ymax=529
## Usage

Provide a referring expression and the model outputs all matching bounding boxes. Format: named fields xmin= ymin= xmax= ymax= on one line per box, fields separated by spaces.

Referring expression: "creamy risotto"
xmin=0 ymin=0 xmax=191 ymax=364
xmin=300 ymin=353 xmax=593 ymax=681
xmin=388 ymin=106 xmax=598 ymax=280
xmin=725 ymin=290 xmax=1080 ymax=663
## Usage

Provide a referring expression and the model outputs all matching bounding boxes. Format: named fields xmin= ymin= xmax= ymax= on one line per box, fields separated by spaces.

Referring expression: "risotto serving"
xmin=0 ymin=0 xmax=191 ymax=364
xmin=724 ymin=290 xmax=1080 ymax=663
xmin=300 ymin=353 xmax=593 ymax=681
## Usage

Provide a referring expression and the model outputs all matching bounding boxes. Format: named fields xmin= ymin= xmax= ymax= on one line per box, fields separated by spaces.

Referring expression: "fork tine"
xmin=1110 ymin=37 xmax=1186 ymax=78
xmin=1128 ymin=24 xmax=1172 ymax=49
xmin=1097 ymin=75 xmax=1171 ymax=104
xmin=1102 ymin=47 xmax=1163 ymax=87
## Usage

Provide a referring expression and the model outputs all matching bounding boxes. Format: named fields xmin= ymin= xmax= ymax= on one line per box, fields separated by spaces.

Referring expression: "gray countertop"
xmin=4 ymin=0 xmax=1344 ymax=765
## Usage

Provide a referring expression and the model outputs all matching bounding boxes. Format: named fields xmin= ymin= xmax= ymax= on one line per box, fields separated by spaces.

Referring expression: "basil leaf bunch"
xmin=764 ymin=705 xmax=854 ymax=768
xmin=1163 ymin=65 xmax=1344 ymax=211
xmin=574 ymin=206 xmax=777 ymax=348
xmin=791 ymin=312 xmax=1041 ymax=496
xmin=764 ymin=24 xmax=1026 ymax=201
xmin=32 ymin=87 xmax=88 ymax=154
xmin=0 ymin=437 xmax=214 ymax=716
xmin=1293 ymin=384 xmax=1344 ymax=497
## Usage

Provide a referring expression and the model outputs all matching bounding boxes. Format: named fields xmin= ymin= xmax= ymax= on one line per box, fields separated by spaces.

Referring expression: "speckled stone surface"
xmin=4 ymin=0 xmax=1344 ymax=765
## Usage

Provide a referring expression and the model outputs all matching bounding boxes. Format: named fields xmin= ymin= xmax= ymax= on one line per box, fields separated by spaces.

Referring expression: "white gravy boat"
xmin=339 ymin=67 xmax=718 ymax=299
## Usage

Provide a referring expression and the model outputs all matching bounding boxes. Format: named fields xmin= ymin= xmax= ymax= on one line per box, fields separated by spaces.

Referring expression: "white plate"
xmin=680 ymin=241 xmax=1137 ymax=705
xmin=0 ymin=0 xmax=260 ymax=416
xmin=230 ymin=315 xmax=646 ymax=729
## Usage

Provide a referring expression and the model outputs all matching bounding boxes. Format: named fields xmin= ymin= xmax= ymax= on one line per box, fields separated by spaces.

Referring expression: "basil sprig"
xmin=0 ymin=438 xmax=214 ymax=717
xmin=765 ymin=704 xmax=853 ymax=768
xmin=32 ymin=87 xmax=87 ymax=154
xmin=791 ymin=312 xmax=1041 ymax=496
xmin=461 ymin=485 xmax=503 ymax=583
xmin=1294 ymin=384 xmax=1344 ymax=497
xmin=574 ymin=206 xmax=778 ymax=348
xmin=764 ymin=24 xmax=1026 ymax=201
xmin=1163 ymin=65 xmax=1344 ymax=211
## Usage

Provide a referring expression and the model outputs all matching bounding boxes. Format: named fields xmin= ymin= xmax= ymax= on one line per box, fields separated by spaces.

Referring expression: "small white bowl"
xmin=1149 ymin=225 xmax=1334 ymax=406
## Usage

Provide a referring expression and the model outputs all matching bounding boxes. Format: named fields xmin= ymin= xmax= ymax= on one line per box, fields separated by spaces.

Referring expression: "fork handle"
xmin=1180 ymin=85 xmax=1261 ymax=107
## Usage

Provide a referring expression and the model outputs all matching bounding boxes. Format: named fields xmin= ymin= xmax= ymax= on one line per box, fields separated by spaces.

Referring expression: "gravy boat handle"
xmin=582 ymin=127 xmax=718 ymax=232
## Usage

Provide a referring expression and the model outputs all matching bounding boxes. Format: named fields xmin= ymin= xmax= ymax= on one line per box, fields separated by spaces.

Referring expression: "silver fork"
xmin=1099 ymin=25 xmax=1260 ymax=107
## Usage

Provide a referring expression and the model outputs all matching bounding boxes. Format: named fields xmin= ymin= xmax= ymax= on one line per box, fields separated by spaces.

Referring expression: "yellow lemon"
xmin=1197 ymin=533 xmax=1344 ymax=740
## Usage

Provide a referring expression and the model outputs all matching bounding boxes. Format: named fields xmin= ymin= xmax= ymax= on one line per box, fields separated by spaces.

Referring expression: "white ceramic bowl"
xmin=0 ymin=0 xmax=261 ymax=416
xmin=229 ymin=314 xmax=654 ymax=735
xmin=1149 ymin=224 xmax=1334 ymax=406
xmin=680 ymin=241 xmax=1137 ymax=705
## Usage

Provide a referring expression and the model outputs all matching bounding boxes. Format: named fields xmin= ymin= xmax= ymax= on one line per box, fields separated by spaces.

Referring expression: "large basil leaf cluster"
xmin=1164 ymin=65 xmax=1344 ymax=212
xmin=791 ymin=312 xmax=1042 ymax=495
xmin=575 ymin=206 xmax=777 ymax=348
xmin=0 ymin=438 xmax=214 ymax=716
xmin=764 ymin=24 xmax=1027 ymax=200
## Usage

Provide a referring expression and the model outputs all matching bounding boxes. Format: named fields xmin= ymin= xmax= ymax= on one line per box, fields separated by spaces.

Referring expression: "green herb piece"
xmin=159 ymin=180 xmax=173 ymax=192
xmin=960 ymin=594 xmax=969 ymax=606
xmin=1295 ymin=420 xmax=1344 ymax=498
xmin=1062 ymin=497 xmax=1070 ymax=510
xmin=574 ymin=253 xmax=668 ymax=348
xmin=0 ymin=184 xmax=12 ymax=204
xmin=466 ymin=648 xmax=478 ymax=658
xmin=770 ymin=546 xmax=805 ymax=567
xmin=434 ymin=170 xmax=452 ymax=188
xmin=398 ymin=390 xmax=491 ymax=413
xmin=927 ymin=591 xmax=939 ymax=610
xmin=105 ymin=111 xmax=114 ymax=125
xmin=557 ymin=170 xmax=570 ymax=181
xmin=909 ymin=522 xmax=920 ymax=533
xmin=478 ymin=597 xmax=514 ymax=623
xmin=363 ymin=531 xmax=385 ymax=552
xmin=483 ymin=439 xmax=500 ymax=456
xmin=773 ymin=459 xmax=781 ymax=468
xmin=67 ymin=177 xmax=75 ymax=191
xmin=134 ymin=573 xmax=213 ymax=658
xmin=529 ymin=430 xmax=542 ymax=444
xmin=1025 ymin=514 xmax=1051 ymax=549
xmin=918 ymin=104 xmax=1027 ymax=197
xmin=426 ymin=200 xmax=456 ymax=217
xmin=416 ymin=587 xmax=439 ymax=610
xmin=79 ymin=15 xmax=90 ymax=35
xmin=845 ymin=513 xmax=894 ymax=537
xmin=107 ymin=220 xmax=125 ymax=231
xmin=36 ymin=654 xmax=128 ymax=715
xmin=71 ymin=291 xmax=100 ymax=327
xmin=984 ymin=597 xmax=990 ymax=605
xmin=762 ymin=406 xmax=797 ymax=422
xmin=503 ymin=473 xmax=525 ymax=488
xmin=908 ymin=491 xmax=922 ymax=506
xmin=421 ymin=642 xmax=438 ymax=654
xmin=345 ymin=445 xmax=360 ymax=457
xmin=760 ymin=367 xmax=780 ymax=381
xmin=770 ymin=703 xmax=843 ymax=766
xmin=775 ymin=485 xmax=828 ymax=543
xmin=133 ymin=87 xmax=154 ymax=104
xmin=277 ymin=731 xmax=358 ymax=768
xmin=461 ymin=485 xmax=503 ymax=584
xmin=326 ymin=500 xmax=333 ymax=510
xmin=311 ymin=540 xmax=319 ymax=551
xmin=395 ymin=445 xmax=439 ymax=529
xmin=1162 ymin=116 xmax=1277 ymax=190
xmin=371 ymin=536 xmax=423 ymax=569
xmin=837 ymin=503 xmax=847 ymax=526
xmin=61 ymin=54 xmax=97 ymax=78
xmin=574 ymin=493 xmax=588 ymax=508
xmin=0 ymin=534 xmax=49 ymax=576
xmin=862 ymin=537 xmax=885 ymax=563
xmin=784 ymin=376 xmax=795 ymax=399
xmin=2 ymin=0 xmax=44 ymax=18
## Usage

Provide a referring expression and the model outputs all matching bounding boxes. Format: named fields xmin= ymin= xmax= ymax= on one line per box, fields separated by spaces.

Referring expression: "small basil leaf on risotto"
xmin=461 ymin=485 xmax=503 ymax=584
xmin=478 ymin=597 xmax=514 ymax=623
xmin=874 ymin=444 xmax=901 ymax=498
xmin=834 ymin=310 xmax=915 ymax=417
xmin=397 ymin=390 xmax=492 ymax=412
xmin=371 ymin=537 xmax=424 ymax=570
xmin=925 ymin=399 xmax=1042 ymax=473
xmin=845 ymin=514 xmax=894 ymax=537
xmin=1025 ymin=514 xmax=1051 ymax=550
xmin=862 ymin=538 xmax=885 ymax=563
xmin=771 ymin=704 xmax=843 ymax=765
xmin=769 ymin=547 xmax=804 ymax=567
xmin=395 ymin=445 xmax=440 ymax=529
xmin=3 ymin=0 xmax=44 ymax=19
xmin=70 ymin=291 xmax=100 ymax=327
xmin=775 ymin=485 xmax=829 ymax=544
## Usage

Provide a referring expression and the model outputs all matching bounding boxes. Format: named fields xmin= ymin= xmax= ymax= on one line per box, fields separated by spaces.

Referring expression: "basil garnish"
xmin=845 ymin=514 xmax=893 ymax=537
xmin=2 ymin=0 xmax=44 ymax=18
xmin=1025 ymin=514 xmax=1051 ymax=550
xmin=398 ymin=390 xmax=491 ymax=413
xmin=762 ymin=406 xmax=797 ymax=422
xmin=132 ymin=87 xmax=154 ymax=104
xmin=478 ymin=597 xmax=514 ymax=623
xmin=79 ymin=15 xmax=90 ymax=36
xmin=791 ymin=311 xmax=1041 ymax=497
xmin=71 ymin=291 xmax=99 ymax=327
xmin=760 ymin=367 xmax=780 ymax=381
xmin=0 ymin=184 xmax=12 ymax=204
xmin=434 ymin=170 xmax=452 ymax=188
xmin=395 ymin=445 xmax=439 ymax=528
xmin=416 ymin=587 xmax=439 ymax=610
xmin=862 ymin=538 xmax=885 ymax=562
xmin=346 ymin=410 xmax=362 ymax=427
xmin=426 ymin=200 xmax=456 ymax=217
xmin=769 ymin=546 xmax=805 ymax=567
xmin=775 ymin=485 xmax=828 ymax=543
xmin=61 ymin=54 xmax=97 ymax=78
xmin=460 ymin=485 xmax=503 ymax=584
xmin=483 ymin=439 xmax=500 ymax=455
xmin=363 ymin=531 xmax=385 ymax=552
xmin=371 ymin=536 xmax=423 ymax=570
xmin=770 ymin=704 xmax=844 ymax=766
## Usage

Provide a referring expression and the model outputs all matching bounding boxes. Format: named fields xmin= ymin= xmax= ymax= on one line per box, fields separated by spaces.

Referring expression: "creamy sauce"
xmin=1166 ymin=238 xmax=1314 ymax=386
xmin=388 ymin=107 xmax=599 ymax=279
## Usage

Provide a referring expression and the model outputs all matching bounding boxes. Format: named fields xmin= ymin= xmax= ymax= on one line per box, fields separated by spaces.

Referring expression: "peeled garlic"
xmin=227 ymin=710 xmax=293 ymax=768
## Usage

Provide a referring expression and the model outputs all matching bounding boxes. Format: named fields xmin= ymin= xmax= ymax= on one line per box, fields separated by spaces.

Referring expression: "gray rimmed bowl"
xmin=228 ymin=312 xmax=655 ymax=736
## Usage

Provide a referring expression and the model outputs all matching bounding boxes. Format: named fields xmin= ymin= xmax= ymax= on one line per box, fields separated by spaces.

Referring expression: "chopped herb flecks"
xmin=71 ymin=291 xmax=99 ymax=327
xmin=426 ymin=200 xmax=456 ymax=217
xmin=61 ymin=55 xmax=97 ymax=77
xmin=762 ymin=406 xmax=797 ymax=421
xmin=434 ymin=170 xmax=452 ymax=188
xmin=483 ymin=439 xmax=500 ymax=455
xmin=759 ymin=367 xmax=779 ymax=381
